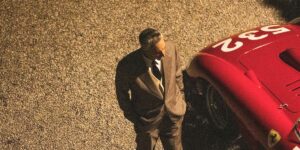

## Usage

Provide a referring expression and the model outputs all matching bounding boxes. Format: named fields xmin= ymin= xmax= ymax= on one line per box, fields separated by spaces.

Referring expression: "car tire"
xmin=205 ymin=84 xmax=240 ymax=139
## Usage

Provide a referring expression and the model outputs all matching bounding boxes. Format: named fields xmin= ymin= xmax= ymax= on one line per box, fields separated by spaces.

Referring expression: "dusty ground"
xmin=0 ymin=0 xmax=288 ymax=149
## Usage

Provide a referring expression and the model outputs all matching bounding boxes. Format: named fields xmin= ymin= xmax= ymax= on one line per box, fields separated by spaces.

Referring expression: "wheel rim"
xmin=206 ymin=85 xmax=230 ymax=130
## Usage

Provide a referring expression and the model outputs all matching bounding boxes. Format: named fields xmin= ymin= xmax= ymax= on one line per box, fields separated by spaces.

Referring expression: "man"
xmin=115 ymin=28 xmax=186 ymax=150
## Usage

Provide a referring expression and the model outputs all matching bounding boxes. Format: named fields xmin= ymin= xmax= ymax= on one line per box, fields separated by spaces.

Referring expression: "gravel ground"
xmin=0 ymin=0 xmax=286 ymax=149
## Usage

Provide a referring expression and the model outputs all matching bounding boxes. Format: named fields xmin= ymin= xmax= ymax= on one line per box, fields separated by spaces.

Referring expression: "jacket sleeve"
xmin=174 ymin=44 xmax=185 ymax=94
xmin=115 ymin=61 xmax=139 ymax=123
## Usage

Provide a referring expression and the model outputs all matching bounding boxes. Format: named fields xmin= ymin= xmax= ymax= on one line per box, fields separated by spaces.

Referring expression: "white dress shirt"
xmin=143 ymin=56 xmax=164 ymax=92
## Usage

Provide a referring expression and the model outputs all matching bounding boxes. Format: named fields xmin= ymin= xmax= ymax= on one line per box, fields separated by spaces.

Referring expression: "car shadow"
xmin=263 ymin=0 xmax=300 ymax=21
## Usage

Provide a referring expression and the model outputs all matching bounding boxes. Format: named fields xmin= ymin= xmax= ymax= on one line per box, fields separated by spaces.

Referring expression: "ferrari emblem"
xmin=268 ymin=129 xmax=281 ymax=148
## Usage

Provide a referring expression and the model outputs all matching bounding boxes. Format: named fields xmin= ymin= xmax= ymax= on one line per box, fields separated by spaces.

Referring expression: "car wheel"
xmin=205 ymin=84 xmax=239 ymax=137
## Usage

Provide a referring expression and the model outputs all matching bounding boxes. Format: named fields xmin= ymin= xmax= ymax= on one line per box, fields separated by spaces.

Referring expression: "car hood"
xmin=239 ymin=35 xmax=300 ymax=113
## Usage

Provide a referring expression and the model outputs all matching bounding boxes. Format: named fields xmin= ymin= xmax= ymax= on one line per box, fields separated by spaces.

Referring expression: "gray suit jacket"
xmin=115 ymin=41 xmax=186 ymax=130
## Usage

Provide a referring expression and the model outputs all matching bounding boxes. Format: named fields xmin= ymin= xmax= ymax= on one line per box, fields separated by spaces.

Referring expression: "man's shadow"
xmin=263 ymin=0 xmax=300 ymax=21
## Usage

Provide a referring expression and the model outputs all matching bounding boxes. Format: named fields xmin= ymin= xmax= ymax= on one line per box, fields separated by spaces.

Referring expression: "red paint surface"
xmin=192 ymin=24 xmax=300 ymax=149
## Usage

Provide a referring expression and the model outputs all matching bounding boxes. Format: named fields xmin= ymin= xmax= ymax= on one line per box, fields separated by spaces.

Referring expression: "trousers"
xmin=135 ymin=113 xmax=183 ymax=150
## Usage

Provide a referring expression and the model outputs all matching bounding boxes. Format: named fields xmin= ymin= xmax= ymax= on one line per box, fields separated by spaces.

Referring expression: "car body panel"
xmin=239 ymin=37 xmax=300 ymax=113
xmin=195 ymin=53 xmax=295 ymax=149
xmin=187 ymin=23 xmax=300 ymax=149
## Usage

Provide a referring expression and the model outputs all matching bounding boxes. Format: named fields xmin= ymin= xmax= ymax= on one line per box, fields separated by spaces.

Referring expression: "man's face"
xmin=154 ymin=37 xmax=166 ymax=57
xmin=143 ymin=36 xmax=166 ymax=60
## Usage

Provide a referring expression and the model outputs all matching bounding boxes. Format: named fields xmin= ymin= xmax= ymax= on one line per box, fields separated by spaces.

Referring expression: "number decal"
xmin=212 ymin=38 xmax=243 ymax=52
xmin=212 ymin=25 xmax=291 ymax=52
xmin=261 ymin=25 xmax=290 ymax=35
xmin=238 ymin=30 xmax=268 ymax=40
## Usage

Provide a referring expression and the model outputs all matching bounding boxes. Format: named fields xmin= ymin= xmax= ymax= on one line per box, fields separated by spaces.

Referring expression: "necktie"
xmin=152 ymin=61 xmax=161 ymax=80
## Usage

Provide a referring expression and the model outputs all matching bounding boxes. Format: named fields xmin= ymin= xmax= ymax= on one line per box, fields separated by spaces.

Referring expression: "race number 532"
xmin=212 ymin=25 xmax=291 ymax=52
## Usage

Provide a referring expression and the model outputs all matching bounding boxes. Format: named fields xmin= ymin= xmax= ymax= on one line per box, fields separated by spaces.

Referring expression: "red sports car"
xmin=186 ymin=18 xmax=300 ymax=150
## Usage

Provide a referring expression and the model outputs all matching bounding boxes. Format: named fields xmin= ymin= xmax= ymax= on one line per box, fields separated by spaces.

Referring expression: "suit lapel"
xmin=136 ymin=50 xmax=164 ymax=100
xmin=161 ymin=48 xmax=172 ymax=97
xmin=138 ymin=69 xmax=164 ymax=99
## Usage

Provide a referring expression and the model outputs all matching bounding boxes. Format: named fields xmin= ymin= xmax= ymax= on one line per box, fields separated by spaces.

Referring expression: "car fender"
xmin=187 ymin=53 xmax=294 ymax=149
